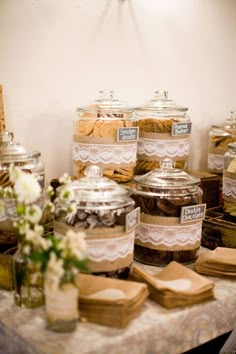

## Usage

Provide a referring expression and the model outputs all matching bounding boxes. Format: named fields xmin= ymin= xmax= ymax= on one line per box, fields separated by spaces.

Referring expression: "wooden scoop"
xmin=0 ymin=85 xmax=6 ymax=131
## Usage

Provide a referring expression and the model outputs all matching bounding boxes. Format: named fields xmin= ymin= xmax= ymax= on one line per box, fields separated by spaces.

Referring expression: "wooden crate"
xmin=187 ymin=170 xmax=222 ymax=208
xmin=202 ymin=207 xmax=236 ymax=250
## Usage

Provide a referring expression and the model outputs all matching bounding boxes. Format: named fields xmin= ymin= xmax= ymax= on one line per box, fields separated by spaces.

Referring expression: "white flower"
xmin=46 ymin=186 xmax=54 ymax=198
xmin=23 ymin=245 xmax=31 ymax=255
xmin=13 ymin=173 xmax=41 ymax=204
xmin=46 ymin=253 xmax=65 ymax=290
xmin=59 ymin=173 xmax=71 ymax=185
xmin=67 ymin=202 xmax=77 ymax=216
xmin=59 ymin=186 xmax=75 ymax=202
xmin=45 ymin=200 xmax=55 ymax=213
xmin=65 ymin=230 xmax=87 ymax=260
xmin=9 ymin=164 xmax=23 ymax=184
xmin=25 ymin=205 xmax=42 ymax=224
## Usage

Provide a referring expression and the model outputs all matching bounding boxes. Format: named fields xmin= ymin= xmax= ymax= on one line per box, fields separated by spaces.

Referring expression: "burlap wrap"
xmin=54 ymin=221 xmax=134 ymax=272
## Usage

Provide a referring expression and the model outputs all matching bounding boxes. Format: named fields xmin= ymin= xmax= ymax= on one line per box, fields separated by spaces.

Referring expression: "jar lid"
xmin=77 ymin=90 xmax=134 ymax=118
xmin=69 ymin=165 xmax=131 ymax=204
xmin=135 ymin=91 xmax=188 ymax=117
xmin=134 ymin=159 xmax=200 ymax=190
xmin=0 ymin=131 xmax=41 ymax=163
xmin=223 ymin=110 xmax=236 ymax=129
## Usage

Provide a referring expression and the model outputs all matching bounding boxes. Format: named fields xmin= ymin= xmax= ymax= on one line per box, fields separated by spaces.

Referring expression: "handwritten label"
xmin=126 ymin=207 xmax=140 ymax=232
xmin=117 ymin=127 xmax=139 ymax=142
xmin=171 ymin=122 xmax=192 ymax=136
xmin=180 ymin=203 xmax=206 ymax=224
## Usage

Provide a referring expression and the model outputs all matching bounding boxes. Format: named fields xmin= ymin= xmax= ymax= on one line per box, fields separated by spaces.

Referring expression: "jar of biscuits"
xmin=0 ymin=131 xmax=45 ymax=188
xmin=132 ymin=159 xmax=205 ymax=266
xmin=73 ymin=90 xmax=137 ymax=183
xmin=222 ymin=142 xmax=236 ymax=221
xmin=0 ymin=131 xmax=45 ymax=242
xmin=208 ymin=111 xmax=236 ymax=175
xmin=54 ymin=165 xmax=139 ymax=279
xmin=135 ymin=91 xmax=191 ymax=175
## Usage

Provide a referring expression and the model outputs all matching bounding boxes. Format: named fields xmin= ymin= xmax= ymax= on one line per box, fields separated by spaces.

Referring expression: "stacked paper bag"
xmin=195 ymin=247 xmax=236 ymax=278
xmin=130 ymin=262 xmax=215 ymax=309
xmin=77 ymin=273 xmax=149 ymax=328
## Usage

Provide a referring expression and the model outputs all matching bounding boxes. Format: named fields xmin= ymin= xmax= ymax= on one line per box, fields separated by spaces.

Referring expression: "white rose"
xmin=14 ymin=173 xmax=41 ymax=204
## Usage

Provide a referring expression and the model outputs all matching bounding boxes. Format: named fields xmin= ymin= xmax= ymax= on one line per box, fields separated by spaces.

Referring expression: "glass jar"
xmin=45 ymin=270 xmax=79 ymax=332
xmin=12 ymin=243 xmax=44 ymax=308
xmin=0 ymin=131 xmax=45 ymax=237
xmin=132 ymin=159 xmax=204 ymax=266
xmin=135 ymin=91 xmax=191 ymax=174
xmin=222 ymin=142 xmax=236 ymax=221
xmin=73 ymin=90 xmax=137 ymax=183
xmin=208 ymin=111 xmax=236 ymax=175
xmin=54 ymin=165 xmax=138 ymax=279
xmin=0 ymin=131 xmax=45 ymax=188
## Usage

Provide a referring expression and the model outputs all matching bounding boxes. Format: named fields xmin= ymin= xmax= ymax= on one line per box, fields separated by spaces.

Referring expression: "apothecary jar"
xmin=208 ymin=110 xmax=236 ymax=175
xmin=132 ymin=159 xmax=205 ymax=266
xmin=135 ymin=91 xmax=191 ymax=175
xmin=222 ymin=142 xmax=236 ymax=221
xmin=54 ymin=165 xmax=139 ymax=279
xmin=73 ymin=90 xmax=138 ymax=183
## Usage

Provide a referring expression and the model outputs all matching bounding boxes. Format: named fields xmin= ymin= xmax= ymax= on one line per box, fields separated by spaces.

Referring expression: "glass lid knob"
xmin=160 ymin=158 xmax=176 ymax=170
xmin=154 ymin=90 xmax=168 ymax=100
xmin=84 ymin=165 xmax=103 ymax=177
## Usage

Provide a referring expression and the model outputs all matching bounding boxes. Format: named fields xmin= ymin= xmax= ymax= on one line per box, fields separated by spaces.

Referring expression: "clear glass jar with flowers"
xmin=0 ymin=164 xmax=49 ymax=308
xmin=30 ymin=229 xmax=88 ymax=332
xmin=9 ymin=170 xmax=88 ymax=331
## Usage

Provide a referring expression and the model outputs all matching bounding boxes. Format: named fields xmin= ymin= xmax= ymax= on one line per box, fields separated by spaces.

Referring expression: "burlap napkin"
xmin=129 ymin=262 xmax=215 ymax=309
xmin=77 ymin=273 xmax=149 ymax=327
xmin=195 ymin=247 xmax=236 ymax=277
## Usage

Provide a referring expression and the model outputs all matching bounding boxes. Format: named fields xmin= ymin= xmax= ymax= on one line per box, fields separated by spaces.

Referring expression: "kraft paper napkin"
xmin=195 ymin=247 xmax=236 ymax=277
xmin=129 ymin=262 xmax=215 ymax=309
xmin=77 ymin=273 xmax=149 ymax=327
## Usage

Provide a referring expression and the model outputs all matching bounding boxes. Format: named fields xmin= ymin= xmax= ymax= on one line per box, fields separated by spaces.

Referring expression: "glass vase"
xmin=12 ymin=243 xmax=44 ymax=308
xmin=45 ymin=274 xmax=79 ymax=332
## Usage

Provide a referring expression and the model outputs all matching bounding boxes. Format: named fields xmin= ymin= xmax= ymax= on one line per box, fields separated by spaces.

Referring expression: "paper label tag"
xmin=180 ymin=203 xmax=206 ymax=224
xmin=171 ymin=122 xmax=192 ymax=136
xmin=126 ymin=207 xmax=140 ymax=232
xmin=117 ymin=127 xmax=139 ymax=142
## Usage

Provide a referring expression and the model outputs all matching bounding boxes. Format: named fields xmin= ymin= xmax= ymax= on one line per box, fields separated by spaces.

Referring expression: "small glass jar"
xmin=222 ymin=142 xmax=236 ymax=221
xmin=132 ymin=159 xmax=204 ymax=266
xmin=135 ymin=91 xmax=191 ymax=174
xmin=12 ymin=243 xmax=44 ymax=308
xmin=73 ymin=90 xmax=137 ymax=183
xmin=0 ymin=131 xmax=45 ymax=188
xmin=54 ymin=165 xmax=137 ymax=279
xmin=0 ymin=131 xmax=45 ymax=237
xmin=208 ymin=111 xmax=236 ymax=175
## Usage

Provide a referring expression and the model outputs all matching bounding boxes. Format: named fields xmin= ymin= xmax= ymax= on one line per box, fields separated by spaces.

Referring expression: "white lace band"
xmin=223 ymin=176 xmax=236 ymax=200
xmin=208 ymin=153 xmax=224 ymax=172
xmin=73 ymin=142 xmax=137 ymax=165
xmin=135 ymin=221 xmax=202 ymax=251
xmin=137 ymin=137 xmax=190 ymax=159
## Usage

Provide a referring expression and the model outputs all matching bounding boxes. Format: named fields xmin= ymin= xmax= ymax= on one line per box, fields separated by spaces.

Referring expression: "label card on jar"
xmin=171 ymin=122 xmax=192 ymax=136
xmin=180 ymin=203 xmax=206 ymax=223
xmin=117 ymin=127 xmax=139 ymax=142
xmin=126 ymin=207 xmax=140 ymax=232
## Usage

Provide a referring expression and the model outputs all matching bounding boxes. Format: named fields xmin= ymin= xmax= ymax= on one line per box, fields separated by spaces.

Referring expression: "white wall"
xmin=1 ymin=0 xmax=236 ymax=184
